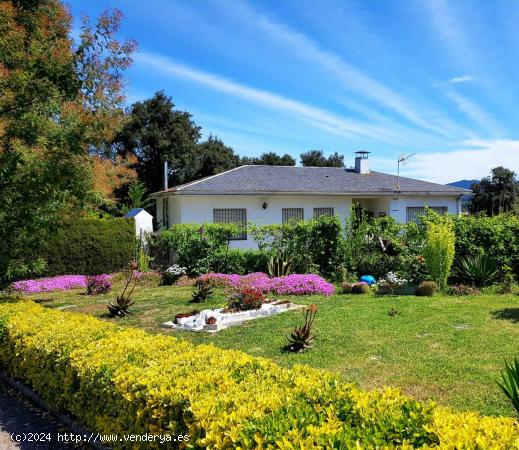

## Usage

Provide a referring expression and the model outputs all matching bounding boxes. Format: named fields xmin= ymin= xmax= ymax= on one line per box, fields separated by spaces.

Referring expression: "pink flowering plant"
xmin=11 ymin=275 xmax=90 ymax=294
xmin=86 ymin=275 xmax=112 ymax=295
xmin=197 ymin=272 xmax=335 ymax=296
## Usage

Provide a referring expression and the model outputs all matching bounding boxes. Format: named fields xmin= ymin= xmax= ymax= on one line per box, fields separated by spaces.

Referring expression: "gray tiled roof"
xmin=159 ymin=166 xmax=469 ymax=195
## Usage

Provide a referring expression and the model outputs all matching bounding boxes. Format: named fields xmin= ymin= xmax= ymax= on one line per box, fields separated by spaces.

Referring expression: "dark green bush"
xmin=416 ymin=281 xmax=439 ymax=297
xmin=220 ymin=249 xmax=269 ymax=275
xmin=43 ymin=219 xmax=135 ymax=276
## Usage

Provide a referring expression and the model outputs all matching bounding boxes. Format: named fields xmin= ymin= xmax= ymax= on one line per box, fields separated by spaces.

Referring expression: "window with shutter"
xmin=406 ymin=206 xmax=447 ymax=222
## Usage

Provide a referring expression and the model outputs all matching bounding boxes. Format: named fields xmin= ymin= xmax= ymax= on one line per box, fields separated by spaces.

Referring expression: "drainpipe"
xmin=163 ymin=160 xmax=168 ymax=191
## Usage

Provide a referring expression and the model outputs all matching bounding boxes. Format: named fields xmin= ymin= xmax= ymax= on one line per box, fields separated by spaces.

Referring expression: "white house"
xmin=152 ymin=152 xmax=469 ymax=248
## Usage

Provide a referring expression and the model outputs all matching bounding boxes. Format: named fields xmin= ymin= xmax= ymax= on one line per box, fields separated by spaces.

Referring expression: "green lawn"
xmin=25 ymin=282 xmax=519 ymax=417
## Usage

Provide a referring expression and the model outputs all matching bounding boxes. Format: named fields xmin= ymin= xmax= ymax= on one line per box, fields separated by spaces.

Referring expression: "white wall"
xmin=156 ymin=194 xmax=461 ymax=248
xmin=388 ymin=196 xmax=460 ymax=223
xmin=171 ymin=195 xmax=353 ymax=248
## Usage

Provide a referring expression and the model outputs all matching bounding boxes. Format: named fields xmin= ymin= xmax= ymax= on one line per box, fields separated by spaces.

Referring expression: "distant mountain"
xmin=447 ymin=179 xmax=478 ymax=190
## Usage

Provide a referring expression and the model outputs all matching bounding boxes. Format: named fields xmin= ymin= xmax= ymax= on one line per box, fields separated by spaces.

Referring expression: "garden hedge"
xmin=43 ymin=218 xmax=135 ymax=276
xmin=0 ymin=302 xmax=518 ymax=449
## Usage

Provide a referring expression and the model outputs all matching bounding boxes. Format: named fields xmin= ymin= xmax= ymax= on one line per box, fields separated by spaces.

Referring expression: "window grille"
xmin=282 ymin=208 xmax=304 ymax=225
xmin=406 ymin=206 xmax=447 ymax=222
xmin=313 ymin=207 xmax=334 ymax=218
xmin=213 ymin=208 xmax=247 ymax=240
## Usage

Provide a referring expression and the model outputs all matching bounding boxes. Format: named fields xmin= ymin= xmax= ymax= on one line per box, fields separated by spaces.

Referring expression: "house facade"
xmin=153 ymin=153 xmax=468 ymax=248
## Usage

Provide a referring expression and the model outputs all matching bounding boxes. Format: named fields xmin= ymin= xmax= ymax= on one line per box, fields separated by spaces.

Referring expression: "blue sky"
xmin=67 ymin=0 xmax=519 ymax=183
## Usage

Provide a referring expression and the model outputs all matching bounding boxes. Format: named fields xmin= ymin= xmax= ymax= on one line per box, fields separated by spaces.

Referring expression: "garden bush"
xmin=447 ymin=284 xmax=481 ymax=296
xmin=423 ymin=219 xmax=455 ymax=290
xmin=85 ymin=275 xmax=112 ymax=295
xmin=416 ymin=281 xmax=439 ymax=297
xmin=147 ymin=223 xmax=239 ymax=276
xmin=216 ymin=249 xmax=269 ymax=275
xmin=0 ymin=302 xmax=517 ymax=448
xmin=351 ymin=282 xmax=371 ymax=294
xmin=42 ymin=218 xmax=135 ymax=276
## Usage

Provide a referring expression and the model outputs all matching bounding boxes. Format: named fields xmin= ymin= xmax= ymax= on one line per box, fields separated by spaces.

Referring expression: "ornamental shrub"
xmin=0 ymin=302 xmax=517 ymax=448
xmin=227 ymin=286 xmax=265 ymax=311
xmin=447 ymin=284 xmax=481 ymax=296
xmin=416 ymin=281 xmax=439 ymax=297
xmin=423 ymin=219 xmax=456 ymax=290
xmin=351 ymin=282 xmax=371 ymax=294
xmin=42 ymin=218 xmax=135 ymax=276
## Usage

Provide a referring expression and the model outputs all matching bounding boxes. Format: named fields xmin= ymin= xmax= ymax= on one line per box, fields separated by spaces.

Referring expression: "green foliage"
xmin=450 ymin=214 xmax=519 ymax=279
xmin=190 ymin=279 xmax=213 ymax=303
xmin=267 ymin=249 xmax=292 ymax=277
xmin=0 ymin=3 xmax=135 ymax=285
xmin=341 ymin=282 xmax=354 ymax=294
xmin=43 ymin=218 xmax=135 ymax=276
xmin=123 ymin=181 xmax=153 ymax=213
xmin=458 ymin=254 xmax=499 ymax=287
xmin=194 ymin=134 xmax=240 ymax=179
xmin=241 ymin=151 xmax=296 ymax=166
xmin=497 ymin=358 xmax=519 ymax=416
xmin=251 ymin=215 xmax=344 ymax=279
xmin=147 ymin=223 xmax=239 ymax=276
xmin=423 ymin=219 xmax=455 ymax=290
xmin=285 ymin=304 xmax=317 ymax=352
xmin=300 ymin=149 xmax=344 ymax=167
xmin=469 ymin=167 xmax=519 ymax=216
xmin=215 ymin=249 xmax=269 ymax=274
xmin=416 ymin=281 xmax=439 ymax=297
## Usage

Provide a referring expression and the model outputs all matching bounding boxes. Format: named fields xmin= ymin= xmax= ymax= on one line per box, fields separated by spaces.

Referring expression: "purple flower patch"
xmin=12 ymin=274 xmax=110 ymax=294
xmin=198 ymin=272 xmax=335 ymax=296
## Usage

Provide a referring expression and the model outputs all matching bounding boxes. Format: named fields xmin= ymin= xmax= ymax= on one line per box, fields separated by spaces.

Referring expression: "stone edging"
xmin=0 ymin=373 xmax=108 ymax=450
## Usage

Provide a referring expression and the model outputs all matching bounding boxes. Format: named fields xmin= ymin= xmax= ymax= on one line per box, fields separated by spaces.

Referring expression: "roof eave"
xmin=151 ymin=190 xmax=468 ymax=197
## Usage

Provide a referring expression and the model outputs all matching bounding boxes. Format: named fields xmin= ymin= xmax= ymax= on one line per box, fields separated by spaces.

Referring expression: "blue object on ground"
xmin=360 ymin=275 xmax=376 ymax=285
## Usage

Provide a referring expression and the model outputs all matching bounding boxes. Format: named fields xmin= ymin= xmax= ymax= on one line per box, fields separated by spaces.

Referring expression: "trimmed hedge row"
xmin=0 ymin=302 xmax=518 ymax=449
xmin=43 ymin=218 xmax=135 ymax=276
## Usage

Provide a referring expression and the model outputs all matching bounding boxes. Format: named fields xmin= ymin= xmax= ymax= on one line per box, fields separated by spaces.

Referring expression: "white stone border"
xmin=163 ymin=301 xmax=304 ymax=333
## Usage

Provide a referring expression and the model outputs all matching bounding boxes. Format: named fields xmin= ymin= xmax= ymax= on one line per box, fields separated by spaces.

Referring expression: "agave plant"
xmin=107 ymin=261 xmax=138 ymax=317
xmin=285 ymin=304 xmax=317 ymax=352
xmin=267 ymin=249 xmax=292 ymax=277
xmin=497 ymin=358 xmax=519 ymax=416
xmin=191 ymin=279 xmax=214 ymax=303
xmin=458 ymin=254 xmax=499 ymax=287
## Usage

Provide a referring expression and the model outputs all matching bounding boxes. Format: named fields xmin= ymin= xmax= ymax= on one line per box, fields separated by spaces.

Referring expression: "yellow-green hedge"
xmin=0 ymin=302 xmax=518 ymax=449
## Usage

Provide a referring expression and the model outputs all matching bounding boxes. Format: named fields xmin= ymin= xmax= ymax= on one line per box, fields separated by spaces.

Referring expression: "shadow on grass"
xmin=491 ymin=308 xmax=519 ymax=323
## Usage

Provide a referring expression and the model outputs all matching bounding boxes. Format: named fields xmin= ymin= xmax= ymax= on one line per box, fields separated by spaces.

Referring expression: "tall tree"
xmin=113 ymin=91 xmax=202 ymax=193
xmin=468 ymin=167 xmax=519 ymax=216
xmin=194 ymin=134 xmax=239 ymax=179
xmin=242 ymin=151 xmax=296 ymax=166
xmin=300 ymin=150 xmax=344 ymax=167
xmin=0 ymin=2 xmax=135 ymax=282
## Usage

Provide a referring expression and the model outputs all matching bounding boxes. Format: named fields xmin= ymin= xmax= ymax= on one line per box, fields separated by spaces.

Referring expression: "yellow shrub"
xmin=0 ymin=302 xmax=518 ymax=449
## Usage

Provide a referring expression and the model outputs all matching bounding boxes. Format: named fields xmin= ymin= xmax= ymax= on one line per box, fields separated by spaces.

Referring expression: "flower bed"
xmin=0 ymin=302 xmax=517 ymax=448
xmin=198 ymin=272 xmax=335 ymax=296
xmin=11 ymin=275 xmax=93 ymax=294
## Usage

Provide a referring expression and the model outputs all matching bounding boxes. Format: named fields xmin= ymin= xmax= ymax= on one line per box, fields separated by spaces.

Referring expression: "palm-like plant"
xmin=267 ymin=249 xmax=292 ymax=277
xmin=497 ymin=358 xmax=519 ymax=416
xmin=107 ymin=261 xmax=138 ymax=317
xmin=285 ymin=304 xmax=317 ymax=352
xmin=458 ymin=254 xmax=499 ymax=287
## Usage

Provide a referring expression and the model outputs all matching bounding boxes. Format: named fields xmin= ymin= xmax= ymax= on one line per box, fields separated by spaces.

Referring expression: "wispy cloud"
xmin=135 ymin=51 xmax=415 ymax=144
xmin=445 ymin=92 xmax=504 ymax=136
xmin=237 ymin=5 xmax=464 ymax=139
xmin=402 ymin=139 xmax=519 ymax=183
xmin=448 ymin=75 xmax=474 ymax=84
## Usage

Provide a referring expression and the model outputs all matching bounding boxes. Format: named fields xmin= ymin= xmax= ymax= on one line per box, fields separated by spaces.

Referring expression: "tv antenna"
xmin=396 ymin=153 xmax=415 ymax=190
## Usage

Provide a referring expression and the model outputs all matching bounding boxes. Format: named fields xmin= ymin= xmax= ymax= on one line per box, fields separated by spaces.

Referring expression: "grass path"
xmin=26 ymin=283 xmax=519 ymax=416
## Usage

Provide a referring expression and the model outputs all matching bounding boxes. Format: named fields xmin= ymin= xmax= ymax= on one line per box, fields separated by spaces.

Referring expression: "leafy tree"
xmin=300 ymin=150 xmax=344 ymax=167
xmin=193 ymin=134 xmax=240 ymax=179
xmin=113 ymin=91 xmax=202 ymax=194
xmin=468 ymin=167 xmax=519 ymax=216
xmin=242 ymin=151 xmax=296 ymax=166
xmin=121 ymin=180 xmax=153 ymax=213
xmin=0 ymin=2 xmax=135 ymax=283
